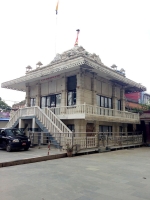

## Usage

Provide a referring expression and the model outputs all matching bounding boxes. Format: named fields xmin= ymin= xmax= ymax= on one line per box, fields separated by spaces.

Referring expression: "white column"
xmin=112 ymin=85 xmax=117 ymax=110
xmin=120 ymin=87 xmax=125 ymax=111
xmin=25 ymin=86 xmax=30 ymax=107
xmin=19 ymin=119 xmax=24 ymax=129
xmin=36 ymin=83 xmax=41 ymax=107
xmin=76 ymin=70 xmax=84 ymax=105
xmin=92 ymin=74 xmax=97 ymax=106
xmin=32 ymin=118 xmax=36 ymax=131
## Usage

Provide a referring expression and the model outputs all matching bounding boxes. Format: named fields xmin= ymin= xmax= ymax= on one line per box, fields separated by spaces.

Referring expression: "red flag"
xmin=74 ymin=29 xmax=80 ymax=46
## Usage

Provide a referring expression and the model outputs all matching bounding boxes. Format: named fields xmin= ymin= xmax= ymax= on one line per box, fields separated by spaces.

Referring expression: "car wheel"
xmin=2 ymin=141 xmax=6 ymax=149
xmin=6 ymin=144 xmax=12 ymax=152
xmin=24 ymin=147 xmax=29 ymax=151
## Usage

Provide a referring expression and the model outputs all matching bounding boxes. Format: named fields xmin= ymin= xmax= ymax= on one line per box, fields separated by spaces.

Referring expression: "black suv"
xmin=0 ymin=128 xmax=31 ymax=152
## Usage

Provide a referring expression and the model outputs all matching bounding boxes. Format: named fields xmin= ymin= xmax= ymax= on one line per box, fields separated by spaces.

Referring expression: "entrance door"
xmin=86 ymin=123 xmax=94 ymax=136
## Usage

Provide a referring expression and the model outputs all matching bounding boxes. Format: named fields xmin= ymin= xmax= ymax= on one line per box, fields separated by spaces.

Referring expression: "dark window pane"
xmin=108 ymin=126 xmax=112 ymax=133
xmin=50 ymin=95 xmax=56 ymax=107
xmin=99 ymin=126 xmax=103 ymax=132
xmin=67 ymin=124 xmax=75 ymax=131
xmin=67 ymin=76 xmax=77 ymax=90
xmin=118 ymin=100 xmax=121 ymax=110
xmin=47 ymin=97 xmax=51 ymax=107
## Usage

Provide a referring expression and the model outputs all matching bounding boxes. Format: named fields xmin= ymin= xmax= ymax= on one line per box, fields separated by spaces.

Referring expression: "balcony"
xmin=48 ymin=104 xmax=140 ymax=124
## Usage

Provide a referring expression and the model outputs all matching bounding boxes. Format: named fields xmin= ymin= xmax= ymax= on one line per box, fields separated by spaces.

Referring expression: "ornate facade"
xmin=1 ymin=46 xmax=146 ymax=135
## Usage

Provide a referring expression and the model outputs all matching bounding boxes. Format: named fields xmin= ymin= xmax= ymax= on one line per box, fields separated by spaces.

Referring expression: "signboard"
xmin=0 ymin=112 xmax=10 ymax=118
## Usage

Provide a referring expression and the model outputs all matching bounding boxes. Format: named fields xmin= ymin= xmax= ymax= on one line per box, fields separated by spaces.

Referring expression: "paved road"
xmin=0 ymin=147 xmax=150 ymax=200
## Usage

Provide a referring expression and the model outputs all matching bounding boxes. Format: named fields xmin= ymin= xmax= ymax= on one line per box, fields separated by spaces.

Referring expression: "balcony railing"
xmin=28 ymin=131 xmax=143 ymax=153
xmin=49 ymin=104 xmax=139 ymax=121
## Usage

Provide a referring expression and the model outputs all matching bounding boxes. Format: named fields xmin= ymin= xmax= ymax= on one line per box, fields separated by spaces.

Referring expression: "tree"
xmin=0 ymin=97 xmax=11 ymax=111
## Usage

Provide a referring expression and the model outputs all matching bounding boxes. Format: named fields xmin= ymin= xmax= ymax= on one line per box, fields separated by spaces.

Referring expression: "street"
xmin=0 ymin=147 xmax=150 ymax=200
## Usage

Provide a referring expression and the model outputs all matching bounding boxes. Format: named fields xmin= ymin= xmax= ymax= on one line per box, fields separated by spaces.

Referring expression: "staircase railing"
xmin=5 ymin=109 xmax=20 ymax=128
xmin=42 ymin=107 xmax=72 ymax=134
xmin=5 ymin=107 xmax=72 ymax=136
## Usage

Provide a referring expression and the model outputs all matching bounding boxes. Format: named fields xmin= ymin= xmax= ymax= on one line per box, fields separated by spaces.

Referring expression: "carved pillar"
xmin=25 ymin=86 xmax=30 ymax=107
xmin=92 ymin=74 xmax=97 ymax=106
xmin=120 ymin=87 xmax=125 ymax=111
xmin=112 ymin=85 xmax=117 ymax=110
xmin=61 ymin=75 xmax=67 ymax=114
xmin=76 ymin=70 xmax=84 ymax=105
xmin=61 ymin=75 xmax=67 ymax=106
xmin=19 ymin=119 xmax=24 ymax=129
xmin=113 ymin=123 xmax=119 ymax=136
xmin=36 ymin=83 xmax=41 ymax=107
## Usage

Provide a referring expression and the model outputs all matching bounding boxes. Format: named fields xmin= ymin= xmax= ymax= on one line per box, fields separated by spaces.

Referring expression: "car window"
xmin=5 ymin=129 xmax=24 ymax=136
xmin=5 ymin=129 xmax=14 ymax=136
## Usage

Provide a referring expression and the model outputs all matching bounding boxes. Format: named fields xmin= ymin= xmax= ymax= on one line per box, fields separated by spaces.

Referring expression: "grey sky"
xmin=0 ymin=0 xmax=150 ymax=106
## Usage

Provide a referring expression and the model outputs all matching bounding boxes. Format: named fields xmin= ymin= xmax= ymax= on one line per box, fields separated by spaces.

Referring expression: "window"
xmin=67 ymin=76 xmax=76 ymax=90
xmin=50 ymin=95 xmax=56 ymax=107
xmin=99 ymin=126 xmax=112 ymax=135
xmin=96 ymin=95 xmax=112 ymax=109
xmin=41 ymin=94 xmax=61 ymax=108
xmin=118 ymin=100 xmax=121 ymax=110
xmin=30 ymin=98 xmax=36 ymax=106
xmin=67 ymin=76 xmax=77 ymax=106
xmin=46 ymin=96 xmax=51 ymax=107
xmin=67 ymin=124 xmax=75 ymax=132
xmin=67 ymin=90 xmax=76 ymax=106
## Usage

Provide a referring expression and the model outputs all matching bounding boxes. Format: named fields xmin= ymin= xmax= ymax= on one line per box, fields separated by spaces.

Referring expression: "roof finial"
xmin=36 ymin=61 xmax=43 ymax=69
xmin=74 ymin=29 xmax=80 ymax=47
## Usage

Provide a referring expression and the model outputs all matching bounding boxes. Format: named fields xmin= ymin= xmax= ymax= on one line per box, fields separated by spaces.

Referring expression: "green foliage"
xmin=131 ymin=103 xmax=150 ymax=114
xmin=0 ymin=97 xmax=11 ymax=111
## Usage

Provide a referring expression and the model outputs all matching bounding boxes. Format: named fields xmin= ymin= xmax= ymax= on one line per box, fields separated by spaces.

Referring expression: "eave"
xmin=1 ymin=55 xmax=146 ymax=93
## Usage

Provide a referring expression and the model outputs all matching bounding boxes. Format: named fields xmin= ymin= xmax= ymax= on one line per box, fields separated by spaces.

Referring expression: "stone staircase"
xmin=5 ymin=106 xmax=72 ymax=148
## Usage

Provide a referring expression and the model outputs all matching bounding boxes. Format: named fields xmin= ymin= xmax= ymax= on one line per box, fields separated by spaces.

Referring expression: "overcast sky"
xmin=0 ymin=0 xmax=150 ymax=106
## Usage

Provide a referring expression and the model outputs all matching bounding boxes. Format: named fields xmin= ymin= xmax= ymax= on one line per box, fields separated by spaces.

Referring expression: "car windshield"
xmin=5 ymin=129 xmax=24 ymax=136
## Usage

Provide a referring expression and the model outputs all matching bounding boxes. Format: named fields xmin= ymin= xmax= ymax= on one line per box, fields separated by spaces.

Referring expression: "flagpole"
xmin=55 ymin=15 xmax=57 ymax=55
xmin=55 ymin=0 xmax=59 ymax=56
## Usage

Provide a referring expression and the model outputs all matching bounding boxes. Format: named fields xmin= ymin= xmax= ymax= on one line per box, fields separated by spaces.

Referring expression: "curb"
xmin=0 ymin=153 xmax=67 ymax=168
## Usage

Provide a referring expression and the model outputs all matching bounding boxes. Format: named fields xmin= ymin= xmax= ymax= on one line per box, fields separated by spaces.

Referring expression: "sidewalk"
xmin=0 ymin=145 xmax=67 ymax=168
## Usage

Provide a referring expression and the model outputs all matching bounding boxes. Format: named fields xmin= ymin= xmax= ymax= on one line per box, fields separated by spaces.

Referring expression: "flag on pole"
xmin=56 ymin=1 xmax=59 ymax=15
xmin=74 ymin=29 xmax=80 ymax=46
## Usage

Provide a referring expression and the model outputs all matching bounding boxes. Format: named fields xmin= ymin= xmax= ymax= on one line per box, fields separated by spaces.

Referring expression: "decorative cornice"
xmin=1 ymin=46 xmax=146 ymax=92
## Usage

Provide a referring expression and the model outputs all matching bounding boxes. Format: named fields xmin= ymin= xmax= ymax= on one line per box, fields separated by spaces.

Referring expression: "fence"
xmin=27 ymin=131 xmax=143 ymax=153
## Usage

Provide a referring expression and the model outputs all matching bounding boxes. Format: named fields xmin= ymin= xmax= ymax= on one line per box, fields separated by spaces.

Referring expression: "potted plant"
xmin=66 ymin=144 xmax=74 ymax=157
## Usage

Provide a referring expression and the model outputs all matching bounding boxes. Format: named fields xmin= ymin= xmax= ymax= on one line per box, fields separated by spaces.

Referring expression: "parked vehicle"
xmin=0 ymin=128 xmax=31 ymax=152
